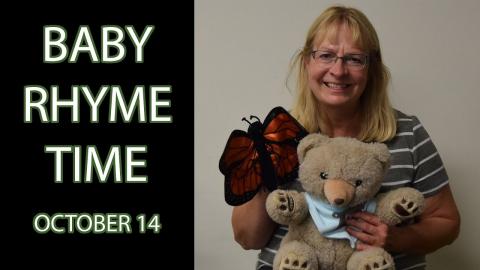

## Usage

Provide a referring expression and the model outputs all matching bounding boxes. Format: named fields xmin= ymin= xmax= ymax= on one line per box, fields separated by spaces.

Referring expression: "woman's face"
xmin=305 ymin=25 xmax=368 ymax=112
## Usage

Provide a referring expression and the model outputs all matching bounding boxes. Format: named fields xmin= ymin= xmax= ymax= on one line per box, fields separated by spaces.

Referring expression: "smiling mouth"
xmin=324 ymin=82 xmax=351 ymax=89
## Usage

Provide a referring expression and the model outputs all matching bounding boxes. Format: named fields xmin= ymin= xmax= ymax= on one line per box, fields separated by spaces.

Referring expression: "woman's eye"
xmin=319 ymin=53 xmax=334 ymax=60
xmin=345 ymin=55 xmax=365 ymax=65
xmin=320 ymin=172 xmax=329 ymax=179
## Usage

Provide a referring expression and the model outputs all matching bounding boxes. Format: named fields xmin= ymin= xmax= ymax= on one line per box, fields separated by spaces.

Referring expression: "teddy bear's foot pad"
xmin=279 ymin=252 xmax=312 ymax=270
xmin=357 ymin=255 xmax=393 ymax=270
xmin=394 ymin=198 xmax=420 ymax=217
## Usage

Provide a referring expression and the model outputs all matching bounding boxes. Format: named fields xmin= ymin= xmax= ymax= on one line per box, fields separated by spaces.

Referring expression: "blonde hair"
xmin=290 ymin=5 xmax=396 ymax=142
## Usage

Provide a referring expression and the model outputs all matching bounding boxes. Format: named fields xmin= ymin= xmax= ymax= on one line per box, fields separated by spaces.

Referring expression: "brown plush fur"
xmin=266 ymin=134 xmax=424 ymax=270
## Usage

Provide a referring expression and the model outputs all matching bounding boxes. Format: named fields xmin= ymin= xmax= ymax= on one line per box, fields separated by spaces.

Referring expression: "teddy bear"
xmin=266 ymin=134 xmax=425 ymax=270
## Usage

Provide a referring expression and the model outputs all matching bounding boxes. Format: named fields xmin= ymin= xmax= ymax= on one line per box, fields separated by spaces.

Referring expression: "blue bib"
xmin=304 ymin=193 xmax=377 ymax=248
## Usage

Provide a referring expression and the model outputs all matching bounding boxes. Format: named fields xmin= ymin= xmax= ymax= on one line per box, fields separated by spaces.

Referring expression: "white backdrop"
xmin=195 ymin=1 xmax=480 ymax=269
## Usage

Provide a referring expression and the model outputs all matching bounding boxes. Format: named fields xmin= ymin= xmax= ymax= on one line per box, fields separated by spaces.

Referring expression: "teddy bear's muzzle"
xmin=323 ymin=179 xmax=355 ymax=207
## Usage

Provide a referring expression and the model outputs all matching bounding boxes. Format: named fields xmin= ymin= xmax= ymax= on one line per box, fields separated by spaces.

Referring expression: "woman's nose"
xmin=328 ymin=58 xmax=348 ymax=76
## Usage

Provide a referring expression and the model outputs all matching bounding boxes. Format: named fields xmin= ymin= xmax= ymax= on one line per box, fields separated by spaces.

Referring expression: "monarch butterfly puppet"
xmin=219 ymin=107 xmax=308 ymax=206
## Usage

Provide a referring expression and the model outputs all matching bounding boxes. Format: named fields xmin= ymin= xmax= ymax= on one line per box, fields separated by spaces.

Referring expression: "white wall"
xmin=195 ymin=1 xmax=480 ymax=269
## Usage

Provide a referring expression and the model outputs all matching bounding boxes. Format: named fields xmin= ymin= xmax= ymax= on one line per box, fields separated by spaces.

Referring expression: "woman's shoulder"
xmin=394 ymin=109 xmax=417 ymax=121
xmin=393 ymin=109 xmax=423 ymax=131
xmin=387 ymin=109 xmax=432 ymax=150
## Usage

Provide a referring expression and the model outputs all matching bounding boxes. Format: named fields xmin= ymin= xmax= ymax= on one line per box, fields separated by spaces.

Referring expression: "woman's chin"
xmin=321 ymin=94 xmax=351 ymax=105
xmin=319 ymin=96 xmax=359 ymax=109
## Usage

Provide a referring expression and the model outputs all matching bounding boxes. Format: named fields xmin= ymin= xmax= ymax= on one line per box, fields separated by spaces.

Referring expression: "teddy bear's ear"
xmin=297 ymin=133 xmax=330 ymax=162
xmin=370 ymin=142 xmax=390 ymax=164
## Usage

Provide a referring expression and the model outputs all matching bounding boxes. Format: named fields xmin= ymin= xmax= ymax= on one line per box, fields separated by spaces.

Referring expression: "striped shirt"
xmin=256 ymin=110 xmax=449 ymax=270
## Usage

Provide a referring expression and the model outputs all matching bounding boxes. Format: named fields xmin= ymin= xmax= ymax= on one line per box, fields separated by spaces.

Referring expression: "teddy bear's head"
xmin=297 ymin=134 xmax=390 ymax=208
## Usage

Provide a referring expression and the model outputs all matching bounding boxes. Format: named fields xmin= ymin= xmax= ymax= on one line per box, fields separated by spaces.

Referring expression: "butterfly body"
xmin=219 ymin=107 xmax=308 ymax=206
xmin=247 ymin=119 xmax=277 ymax=192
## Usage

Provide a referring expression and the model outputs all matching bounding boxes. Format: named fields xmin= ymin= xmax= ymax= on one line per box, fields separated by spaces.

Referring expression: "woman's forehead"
xmin=313 ymin=23 xmax=365 ymax=51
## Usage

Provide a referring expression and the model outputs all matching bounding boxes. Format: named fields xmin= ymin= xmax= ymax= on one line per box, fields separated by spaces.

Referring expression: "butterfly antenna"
xmin=241 ymin=117 xmax=252 ymax=125
xmin=250 ymin=115 xmax=261 ymax=122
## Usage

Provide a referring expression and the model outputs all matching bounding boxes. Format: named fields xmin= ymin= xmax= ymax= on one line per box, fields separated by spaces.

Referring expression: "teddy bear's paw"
xmin=357 ymin=255 xmax=393 ymax=270
xmin=279 ymin=252 xmax=312 ymax=270
xmin=393 ymin=197 xmax=420 ymax=218
xmin=348 ymin=248 xmax=394 ymax=270
xmin=273 ymin=191 xmax=295 ymax=215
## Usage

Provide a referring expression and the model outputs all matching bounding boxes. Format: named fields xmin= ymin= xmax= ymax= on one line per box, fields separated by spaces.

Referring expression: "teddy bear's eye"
xmin=320 ymin=172 xmax=328 ymax=179
xmin=355 ymin=180 xmax=363 ymax=187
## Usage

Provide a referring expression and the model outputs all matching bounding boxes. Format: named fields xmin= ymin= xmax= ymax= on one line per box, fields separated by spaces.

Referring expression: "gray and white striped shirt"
xmin=256 ymin=110 xmax=449 ymax=270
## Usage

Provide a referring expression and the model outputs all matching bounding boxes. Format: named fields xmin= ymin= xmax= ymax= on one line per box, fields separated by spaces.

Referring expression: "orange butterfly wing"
xmin=219 ymin=107 xmax=308 ymax=206
xmin=219 ymin=130 xmax=263 ymax=205
xmin=262 ymin=107 xmax=307 ymax=187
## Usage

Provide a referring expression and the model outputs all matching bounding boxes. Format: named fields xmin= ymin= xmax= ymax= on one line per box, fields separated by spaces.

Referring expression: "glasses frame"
xmin=310 ymin=50 xmax=369 ymax=70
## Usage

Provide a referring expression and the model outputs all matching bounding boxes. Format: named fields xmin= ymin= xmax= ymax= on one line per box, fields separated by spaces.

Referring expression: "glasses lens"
xmin=345 ymin=54 xmax=367 ymax=67
xmin=312 ymin=51 xmax=367 ymax=69
xmin=315 ymin=51 xmax=336 ymax=63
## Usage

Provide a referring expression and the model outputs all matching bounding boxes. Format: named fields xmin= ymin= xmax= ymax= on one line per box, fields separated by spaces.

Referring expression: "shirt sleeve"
xmin=409 ymin=116 xmax=449 ymax=197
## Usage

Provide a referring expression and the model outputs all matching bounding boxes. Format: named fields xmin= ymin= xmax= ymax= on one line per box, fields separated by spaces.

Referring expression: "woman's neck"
xmin=319 ymin=106 xmax=362 ymax=138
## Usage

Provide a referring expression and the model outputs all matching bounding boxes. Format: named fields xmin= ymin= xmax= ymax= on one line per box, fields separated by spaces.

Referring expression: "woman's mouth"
xmin=323 ymin=82 xmax=351 ymax=90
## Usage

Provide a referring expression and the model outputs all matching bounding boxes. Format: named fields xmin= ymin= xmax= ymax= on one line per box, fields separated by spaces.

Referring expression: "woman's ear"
xmin=297 ymin=133 xmax=329 ymax=163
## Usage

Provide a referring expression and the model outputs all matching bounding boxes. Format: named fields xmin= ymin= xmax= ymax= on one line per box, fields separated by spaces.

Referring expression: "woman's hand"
xmin=345 ymin=211 xmax=394 ymax=251
xmin=345 ymin=186 xmax=460 ymax=254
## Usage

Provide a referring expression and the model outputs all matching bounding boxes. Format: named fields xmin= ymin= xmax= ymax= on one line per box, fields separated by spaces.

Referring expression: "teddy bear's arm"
xmin=266 ymin=190 xmax=309 ymax=225
xmin=375 ymin=187 xmax=425 ymax=226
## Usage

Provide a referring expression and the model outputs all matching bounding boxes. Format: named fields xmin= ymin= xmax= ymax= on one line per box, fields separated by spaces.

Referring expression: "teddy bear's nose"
xmin=334 ymin=198 xmax=345 ymax=205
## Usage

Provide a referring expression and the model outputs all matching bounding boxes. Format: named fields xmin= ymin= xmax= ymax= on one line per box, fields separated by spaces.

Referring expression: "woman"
xmin=231 ymin=5 xmax=460 ymax=270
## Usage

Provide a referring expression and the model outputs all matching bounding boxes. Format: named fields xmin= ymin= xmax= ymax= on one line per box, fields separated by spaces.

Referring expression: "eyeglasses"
xmin=311 ymin=50 xmax=369 ymax=70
